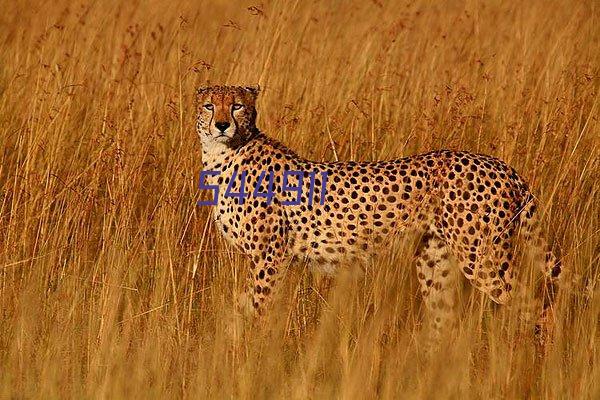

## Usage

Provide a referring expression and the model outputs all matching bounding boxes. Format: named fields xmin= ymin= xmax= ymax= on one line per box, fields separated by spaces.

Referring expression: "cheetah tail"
xmin=516 ymin=193 xmax=563 ymax=352
xmin=516 ymin=194 xmax=563 ymax=309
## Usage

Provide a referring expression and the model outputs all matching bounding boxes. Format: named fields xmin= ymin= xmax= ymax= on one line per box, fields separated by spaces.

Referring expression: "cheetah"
xmin=196 ymin=85 xmax=562 ymax=349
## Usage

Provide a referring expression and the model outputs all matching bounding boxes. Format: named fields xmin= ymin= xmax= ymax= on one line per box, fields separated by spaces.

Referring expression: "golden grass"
xmin=0 ymin=0 xmax=598 ymax=398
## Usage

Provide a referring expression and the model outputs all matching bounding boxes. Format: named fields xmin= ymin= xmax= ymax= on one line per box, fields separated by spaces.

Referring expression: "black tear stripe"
xmin=226 ymin=106 xmax=241 ymax=149
xmin=227 ymin=108 xmax=258 ymax=150
xmin=208 ymin=109 xmax=214 ymax=137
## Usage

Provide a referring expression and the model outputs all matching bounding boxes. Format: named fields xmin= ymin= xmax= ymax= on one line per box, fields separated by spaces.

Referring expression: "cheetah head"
xmin=196 ymin=85 xmax=260 ymax=149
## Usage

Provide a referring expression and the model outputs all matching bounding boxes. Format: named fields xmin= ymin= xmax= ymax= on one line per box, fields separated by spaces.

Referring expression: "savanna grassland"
xmin=0 ymin=0 xmax=599 ymax=398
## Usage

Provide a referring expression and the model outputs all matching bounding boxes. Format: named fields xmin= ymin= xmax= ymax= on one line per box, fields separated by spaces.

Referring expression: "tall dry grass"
xmin=0 ymin=0 xmax=598 ymax=398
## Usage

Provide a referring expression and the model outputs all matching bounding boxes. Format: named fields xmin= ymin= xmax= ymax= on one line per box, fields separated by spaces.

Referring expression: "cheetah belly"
xmin=286 ymin=228 xmax=362 ymax=274
xmin=285 ymin=200 xmax=430 ymax=274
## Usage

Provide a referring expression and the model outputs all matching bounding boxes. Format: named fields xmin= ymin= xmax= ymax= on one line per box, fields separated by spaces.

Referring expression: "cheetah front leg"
xmin=238 ymin=208 xmax=289 ymax=319
xmin=247 ymin=256 xmax=284 ymax=317
xmin=229 ymin=250 xmax=285 ymax=342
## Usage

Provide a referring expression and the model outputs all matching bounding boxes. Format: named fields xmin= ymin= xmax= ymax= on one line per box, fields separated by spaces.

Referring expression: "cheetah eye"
xmin=203 ymin=104 xmax=214 ymax=110
xmin=232 ymin=103 xmax=244 ymax=111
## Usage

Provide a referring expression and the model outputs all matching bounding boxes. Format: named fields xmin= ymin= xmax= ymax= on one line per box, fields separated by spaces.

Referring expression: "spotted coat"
xmin=196 ymin=85 xmax=561 ymax=347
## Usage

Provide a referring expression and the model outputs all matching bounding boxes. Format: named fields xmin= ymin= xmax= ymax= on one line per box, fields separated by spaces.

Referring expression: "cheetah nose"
xmin=215 ymin=121 xmax=230 ymax=132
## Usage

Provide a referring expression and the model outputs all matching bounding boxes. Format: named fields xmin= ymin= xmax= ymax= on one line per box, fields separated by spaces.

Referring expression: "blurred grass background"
xmin=0 ymin=0 xmax=598 ymax=398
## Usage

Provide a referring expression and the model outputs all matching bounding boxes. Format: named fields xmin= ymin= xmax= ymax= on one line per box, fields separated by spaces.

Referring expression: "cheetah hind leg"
xmin=415 ymin=231 xmax=460 ymax=354
xmin=460 ymin=225 xmax=561 ymax=357
xmin=456 ymin=226 xmax=517 ymax=306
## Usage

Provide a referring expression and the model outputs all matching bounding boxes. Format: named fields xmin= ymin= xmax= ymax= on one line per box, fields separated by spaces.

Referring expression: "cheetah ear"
xmin=244 ymin=85 xmax=260 ymax=97
xmin=197 ymin=87 xmax=209 ymax=97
